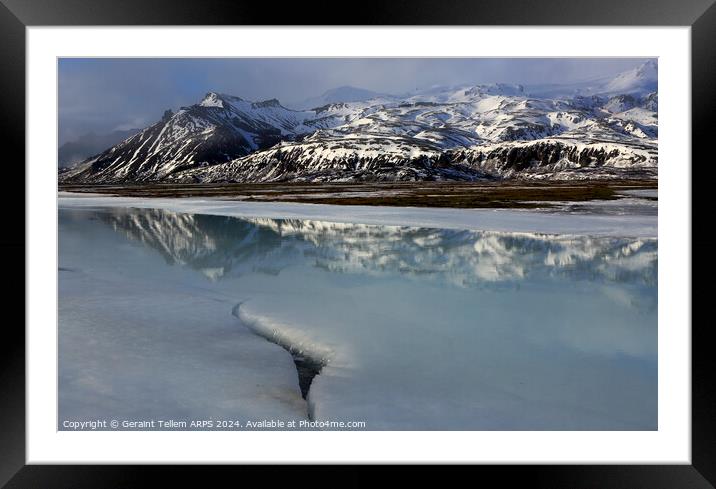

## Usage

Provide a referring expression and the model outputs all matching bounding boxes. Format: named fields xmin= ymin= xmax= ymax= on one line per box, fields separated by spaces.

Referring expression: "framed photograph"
xmin=4 ymin=0 xmax=709 ymax=485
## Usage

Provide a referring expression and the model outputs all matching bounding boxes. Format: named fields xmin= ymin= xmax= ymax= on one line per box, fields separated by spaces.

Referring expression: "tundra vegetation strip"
xmin=59 ymin=179 xmax=657 ymax=209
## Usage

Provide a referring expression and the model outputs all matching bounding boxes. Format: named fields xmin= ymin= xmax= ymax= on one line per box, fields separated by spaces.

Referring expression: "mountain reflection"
xmin=97 ymin=208 xmax=657 ymax=288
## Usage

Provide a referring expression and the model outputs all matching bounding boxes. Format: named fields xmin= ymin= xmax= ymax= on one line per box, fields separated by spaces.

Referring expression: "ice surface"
xmin=237 ymin=267 xmax=656 ymax=430
xmin=58 ymin=204 xmax=657 ymax=430
xmin=59 ymin=210 xmax=307 ymax=428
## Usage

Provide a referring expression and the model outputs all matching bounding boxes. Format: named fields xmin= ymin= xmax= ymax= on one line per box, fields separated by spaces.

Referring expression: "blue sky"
xmin=59 ymin=57 xmax=650 ymax=145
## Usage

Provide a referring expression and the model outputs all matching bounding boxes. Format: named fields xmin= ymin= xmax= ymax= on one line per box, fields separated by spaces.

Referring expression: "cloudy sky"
xmin=58 ymin=57 xmax=650 ymax=145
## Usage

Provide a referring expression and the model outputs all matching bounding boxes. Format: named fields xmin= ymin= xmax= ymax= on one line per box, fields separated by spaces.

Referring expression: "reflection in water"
xmin=60 ymin=207 xmax=658 ymax=430
xmin=99 ymin=208 xmax=657 ymax=291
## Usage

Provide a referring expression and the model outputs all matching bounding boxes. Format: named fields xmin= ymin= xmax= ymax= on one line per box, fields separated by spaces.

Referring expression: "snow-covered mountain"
xmin=295 ymin=86 xmax=390 ymax=110
xmin=60 ymin=93 xmax=317 ymax=183
xmin=600 ymin=59 xmax=657 ymax=96
xmin=60 ymin=61 xmax=658 ymax=184
xmin=527 ymin=59 xmax=658 ymax=99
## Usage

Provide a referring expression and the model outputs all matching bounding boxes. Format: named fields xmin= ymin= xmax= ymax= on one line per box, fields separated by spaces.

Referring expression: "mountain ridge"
xmin=59 ymin=61 xmax=658 ymax=184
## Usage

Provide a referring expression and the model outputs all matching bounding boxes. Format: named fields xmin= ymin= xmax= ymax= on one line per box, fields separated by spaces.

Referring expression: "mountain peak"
xmin=636 ymin=59 xmax=658 ymax=78
xmin=252 ymin=98 xmax=282 ymax=109
xmin=199 ymin=92 xmax=244 ymax=108
xmin=200 ymin=92 xmax=224 ymax=107
xmin=602 ymin=60 xmax=657 ymax=95
xmin=297 ymin=86 xmax=385 ymax=110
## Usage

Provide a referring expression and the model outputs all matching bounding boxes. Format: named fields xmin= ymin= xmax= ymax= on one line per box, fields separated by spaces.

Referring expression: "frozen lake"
xmin=58 ymin=203 xmax=657 ymax=430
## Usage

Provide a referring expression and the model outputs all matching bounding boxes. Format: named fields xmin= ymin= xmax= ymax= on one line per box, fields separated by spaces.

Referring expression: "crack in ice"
xmin=231 ymin=301 xmax=325 ymax=419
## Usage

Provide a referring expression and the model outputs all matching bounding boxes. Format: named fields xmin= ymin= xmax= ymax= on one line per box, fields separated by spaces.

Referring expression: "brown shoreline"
xmin=59 ymin=179 xmax=658 ymax=209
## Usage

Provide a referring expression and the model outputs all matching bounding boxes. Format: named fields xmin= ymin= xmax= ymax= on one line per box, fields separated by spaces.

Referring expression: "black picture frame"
xmin=1 ymin=0 xmax=709 ymax=486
